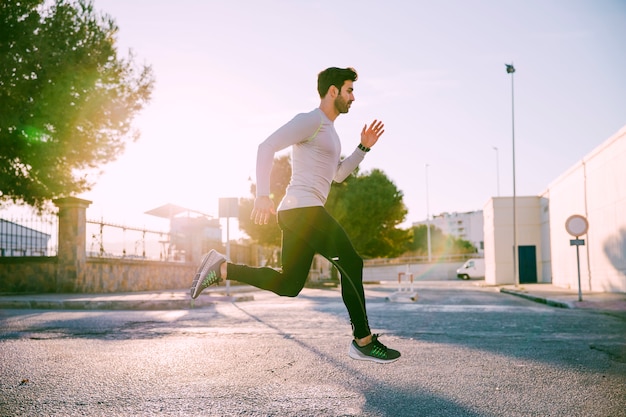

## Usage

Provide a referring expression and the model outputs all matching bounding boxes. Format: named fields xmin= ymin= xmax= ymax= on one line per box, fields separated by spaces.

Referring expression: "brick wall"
xmin=0 ymin=257 xmax=57 ymax=293
xmin=83 ymin=258 xmax=196 ymax=292
xmin=0 ymin=256 xmax=197 ymax=293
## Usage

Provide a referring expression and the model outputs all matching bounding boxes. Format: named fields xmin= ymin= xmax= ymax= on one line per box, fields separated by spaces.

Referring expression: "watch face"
xmin=565 ymin=215 xmax=588 ymax=237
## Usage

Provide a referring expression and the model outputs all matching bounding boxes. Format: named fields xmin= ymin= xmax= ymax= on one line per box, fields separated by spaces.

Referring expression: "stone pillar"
xmin=54 ymin=197 xmax=91 ymax=293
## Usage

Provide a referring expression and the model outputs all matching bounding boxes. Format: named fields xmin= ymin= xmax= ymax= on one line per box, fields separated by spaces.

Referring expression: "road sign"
xmin=565 ymin=214 xmax=588 ymax=237
xmin=565 ymin=215 xmax=588 ymax=302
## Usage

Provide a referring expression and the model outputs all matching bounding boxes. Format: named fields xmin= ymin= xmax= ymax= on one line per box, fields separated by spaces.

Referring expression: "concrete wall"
xmin=0 ymin=256 xmax=197 ymax=293
xmin=546 ymin=126 xmax=626 ymax=292
xmin=539 ymin=196 xmax=552 ymax=284
xmin=0 ymin=257 xmax=58 ymax=293
xmin=518 ymin=197 xmax=545 ymax=283
xmin=484 ymin=198 xmax=515 ymax=285
xmin=483 ymin=196 xmax=544 ymax=285
xmin=83 ymin=259 xmax=195 ymax=292
xmin=483 ymin=125 xmax=626 ymax=292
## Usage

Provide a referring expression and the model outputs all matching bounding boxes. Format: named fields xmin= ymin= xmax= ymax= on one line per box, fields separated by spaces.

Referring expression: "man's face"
xmin=334 ymin=80 xmax=355 ymax=114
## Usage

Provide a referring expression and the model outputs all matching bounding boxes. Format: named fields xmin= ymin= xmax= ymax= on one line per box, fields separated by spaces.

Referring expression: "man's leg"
xmin=225 ymin=218 xmax=315 ymax=297
xmin=198 ymin=206 xmax=400 ymax=362
xmin=278 ymin=207 xmax=370 ymax=339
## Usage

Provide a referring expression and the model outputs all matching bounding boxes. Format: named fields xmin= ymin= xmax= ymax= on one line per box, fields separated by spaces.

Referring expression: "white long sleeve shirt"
xmin=256 ymin=108 xmax=367 ymax=211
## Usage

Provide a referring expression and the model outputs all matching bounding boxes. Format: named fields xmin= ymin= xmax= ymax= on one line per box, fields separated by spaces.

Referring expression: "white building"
xmin=414 ymin=211 xmax=484 ymax=254
xmin=484 ymin=125 xmax=626 ymax=292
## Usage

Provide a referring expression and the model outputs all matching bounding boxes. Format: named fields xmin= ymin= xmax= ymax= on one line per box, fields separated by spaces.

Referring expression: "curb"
xmin=500 ymin=288 xmax=573 ymax=309
xmin=0 ymin=294 xmax=254 ymax=310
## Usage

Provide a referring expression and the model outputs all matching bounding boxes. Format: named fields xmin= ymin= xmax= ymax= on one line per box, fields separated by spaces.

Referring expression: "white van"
xmin=456 ymin=258 xmax=485 ymax=280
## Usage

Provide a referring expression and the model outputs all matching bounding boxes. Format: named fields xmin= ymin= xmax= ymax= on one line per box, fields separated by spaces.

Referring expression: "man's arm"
xmin=251 ymin=111 xmax=322 ymax=224
xmin=334 ymin=120 xmax=385 ymax=183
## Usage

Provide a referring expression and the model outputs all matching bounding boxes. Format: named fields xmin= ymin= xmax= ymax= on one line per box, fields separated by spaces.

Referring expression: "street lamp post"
xmin=492 ymin=146 xmax=500 ymax=197
xmin=425 ymin=163 xmax=432 ymax=262
xmin=505 ymin=63 xmax=518 ymax=287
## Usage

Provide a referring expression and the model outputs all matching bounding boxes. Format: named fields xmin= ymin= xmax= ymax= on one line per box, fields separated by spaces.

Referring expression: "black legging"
xmin=227 ymin=206 xmax=371 ymax=339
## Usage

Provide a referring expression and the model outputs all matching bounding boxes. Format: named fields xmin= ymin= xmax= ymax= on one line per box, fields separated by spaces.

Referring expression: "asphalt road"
xmin=1 ymin=281 xmax=625 ymax=417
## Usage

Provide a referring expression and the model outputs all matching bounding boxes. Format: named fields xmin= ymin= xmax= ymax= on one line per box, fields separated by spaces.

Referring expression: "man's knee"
xmin=339 ymin=253 xmax=363 ymax=270
xmin=277 ymin=287 xmax=302 ymax=297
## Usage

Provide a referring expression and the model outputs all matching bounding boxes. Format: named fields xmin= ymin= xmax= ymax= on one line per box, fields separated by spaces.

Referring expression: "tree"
xmin=239 ymin=159 xmax=410 ymax=259
xmin=0 ymin=0 xmax=154 ymax=209
xmin=238 ymin=154 xmax=291 ymax=247
xmin=406 ymin=224 xmax=477 ymax=257
xmin=326 ymin=168 xmax=410 ymax=258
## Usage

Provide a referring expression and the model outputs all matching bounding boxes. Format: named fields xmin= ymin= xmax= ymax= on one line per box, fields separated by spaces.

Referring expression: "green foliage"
xmin=238 ymin=154 xmax=291 ymax=247
xmin=238 ymin=158 xmax=411 ymax=260
xmin=326 ymin=168 xmax=410 ymax=258
xmin=0 ymin=0 xmax=154 ymax=208
xmin=406 ymin=224 xmax=477 ymax=256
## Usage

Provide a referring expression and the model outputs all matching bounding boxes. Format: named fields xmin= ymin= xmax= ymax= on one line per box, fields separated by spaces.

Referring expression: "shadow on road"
xmin=232 ymin=302 xmax=482 ymax=417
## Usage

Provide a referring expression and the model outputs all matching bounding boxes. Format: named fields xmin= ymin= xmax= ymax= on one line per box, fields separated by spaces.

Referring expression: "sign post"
xmin=565 ymin=215 xmax=589 ymax=302
xmin=219 ymin=198 xmax=239 ymax=296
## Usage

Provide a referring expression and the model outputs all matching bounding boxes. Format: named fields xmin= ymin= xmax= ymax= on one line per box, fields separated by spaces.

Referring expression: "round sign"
xmin=565 ymin=215 xmax=588 ymax=237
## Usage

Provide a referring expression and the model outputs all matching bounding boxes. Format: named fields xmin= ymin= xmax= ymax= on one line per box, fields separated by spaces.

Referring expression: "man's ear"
xmin=330 ymin=85 xmax=339 ymax=98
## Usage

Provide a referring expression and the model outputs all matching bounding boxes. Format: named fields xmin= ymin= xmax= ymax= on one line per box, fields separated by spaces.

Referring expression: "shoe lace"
xmin=369 ymin=334 xmax=389 ymax=358
xmin=201 ymin=270 xmax=219 ymax=288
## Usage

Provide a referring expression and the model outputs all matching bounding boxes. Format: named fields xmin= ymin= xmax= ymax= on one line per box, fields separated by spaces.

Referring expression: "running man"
xmin=190 ymin=67 xmax=400 ymax=364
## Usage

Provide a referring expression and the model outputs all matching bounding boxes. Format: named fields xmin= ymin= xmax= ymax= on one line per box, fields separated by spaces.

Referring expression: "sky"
xmin=81 ymin=0 xmax=626 ymax=236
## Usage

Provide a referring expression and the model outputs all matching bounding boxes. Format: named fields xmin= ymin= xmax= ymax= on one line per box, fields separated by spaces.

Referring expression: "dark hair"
xmin=317 ymin=67 xmax=358 ymax=98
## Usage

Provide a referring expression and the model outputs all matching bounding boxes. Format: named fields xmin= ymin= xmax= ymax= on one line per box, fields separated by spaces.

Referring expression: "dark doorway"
xmin=518 ymin=245 xmax=538 ymax=284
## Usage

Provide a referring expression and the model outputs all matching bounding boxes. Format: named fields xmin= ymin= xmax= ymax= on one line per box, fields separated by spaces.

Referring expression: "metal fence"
xmin=86 ymin=219 xmax=172 ymax=261
xmin=0 ymin=212 xmax=58 ymax=257
xmin=0 ymin=209 xmax=172 ymax=260
xmin=2 ymin=209 xmax=478 ymax=264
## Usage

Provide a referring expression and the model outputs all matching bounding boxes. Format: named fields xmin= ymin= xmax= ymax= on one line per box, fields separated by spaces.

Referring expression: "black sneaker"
xmin=348 ymin=334 xmax=401 ymax=364
xmin=190 ymin=250 xmax=226 ymax=299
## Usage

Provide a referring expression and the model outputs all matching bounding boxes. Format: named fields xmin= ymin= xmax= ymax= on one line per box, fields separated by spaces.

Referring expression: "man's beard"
xmin=334 ymin=95 xmax=351 ymax=114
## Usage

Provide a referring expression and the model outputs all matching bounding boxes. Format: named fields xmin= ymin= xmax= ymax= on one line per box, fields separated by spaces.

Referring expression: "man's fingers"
xmin=369 ymin=120 xmax=384 ymax=131
xmin=251 ymin=209 xmax=260 ymax=224
xmin=251 ymin=196 xmax=276 ymax=225
xmin=251 ymin=209 xmax=270 ymax=225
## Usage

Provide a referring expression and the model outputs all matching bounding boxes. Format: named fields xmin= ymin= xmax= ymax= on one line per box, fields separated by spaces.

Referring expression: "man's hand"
xmin=251 ymin=195 xmax=276 ymax=225
xmin=360 ymin=119 xmax=385 ymax=149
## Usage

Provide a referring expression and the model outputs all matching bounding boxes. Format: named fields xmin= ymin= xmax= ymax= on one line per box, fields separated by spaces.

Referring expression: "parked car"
xmin=456 ymin=258 xmax=485 ymax=280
